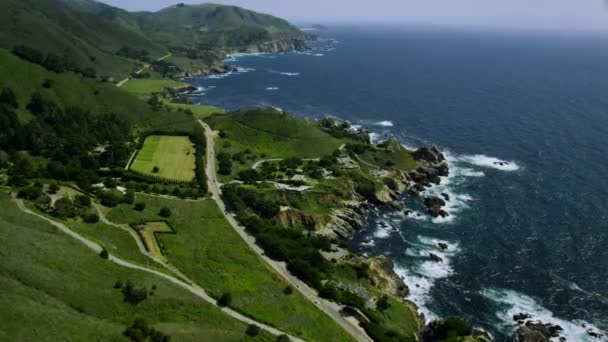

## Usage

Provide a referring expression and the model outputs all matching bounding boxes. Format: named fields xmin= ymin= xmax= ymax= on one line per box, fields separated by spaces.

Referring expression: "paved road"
xmin=117 ymin=52 xmax=172 ymax=88
xmin=198 ymin=120 xmax=373 ymax=342
xmin=15 ymin=199 xmax=303 ymax=342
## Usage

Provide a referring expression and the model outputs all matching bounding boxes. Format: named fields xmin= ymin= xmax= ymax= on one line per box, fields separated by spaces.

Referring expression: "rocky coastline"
xmin=178 ymin=36 xmax=313 ymax=78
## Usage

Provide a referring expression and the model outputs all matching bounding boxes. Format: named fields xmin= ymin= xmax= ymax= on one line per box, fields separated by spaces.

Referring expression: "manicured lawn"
xmin=108 ymin=193 xmax=356 ymax=342
xmin=130 ymin=135 xmax=196 ymax=182
xmin=0 ymin=195 xmax=273 ymax=342
xmin=122 ymin=78 xmax=189 ymax=95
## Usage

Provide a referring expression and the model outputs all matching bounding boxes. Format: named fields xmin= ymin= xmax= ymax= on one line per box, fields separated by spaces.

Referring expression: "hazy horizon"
xmin=96 ymin=0 xmax=608 ymax=33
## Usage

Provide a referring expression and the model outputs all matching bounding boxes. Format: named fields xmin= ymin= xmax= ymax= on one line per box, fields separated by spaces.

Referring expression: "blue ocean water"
xmin=187 ymin=26 xmax=608 ymax=341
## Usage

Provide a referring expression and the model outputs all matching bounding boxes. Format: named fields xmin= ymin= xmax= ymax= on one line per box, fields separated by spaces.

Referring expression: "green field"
xmin=130 ymin=135 xmax=196 ymax=182
xmin=0 ymin=195 xmax=274 ymax=342
xmin=107 ymin=193 xmax=355 ymax=342
xmin=122 ymin=78 xmax=189 ymax=95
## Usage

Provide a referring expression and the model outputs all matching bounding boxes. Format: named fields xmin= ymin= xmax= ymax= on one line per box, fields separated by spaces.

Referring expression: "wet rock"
xmin=441 ymin=192 xmax=450 ymax=201
xmin=513 ymin=313 xmax=532 ymax=322
xmin=516 ymin=322 xmax=563 ymax=342
xmin=424 ymin=196 xmax=448 ymax=217
xmin=429 ymin=253 xmax=443 ymax=263
xmin=438 ymin=242 xmax=448 ymax=250
xmin=412 ymin=145 xmax=445 ymax=164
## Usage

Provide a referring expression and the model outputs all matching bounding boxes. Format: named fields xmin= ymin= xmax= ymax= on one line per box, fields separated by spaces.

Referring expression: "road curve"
xmin=198 ymin=119 xmax=373 ymax=342
xmin=14 ymin=198 xmax=304 ymax=342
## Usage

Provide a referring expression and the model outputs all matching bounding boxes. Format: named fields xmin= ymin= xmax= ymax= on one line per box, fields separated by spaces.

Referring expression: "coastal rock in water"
xmin=412 ymin=145 xmax=446 ymax=164
xmin=513 ymin=313 xmax=532 ymax=322
xmin=424 ymin=196 xmax=448 ymax=217
xmin=516 ymin=322 xmax=563 ymax=342
xmin=438 ymin=242 xmax=448 ymax=250
xmin=441 ymin=192 xmax=450 ymax=201
xmin=429 ymin=253 xmax=443 ymax=263
xmin=320 ymin=117 xmax=351 ymax=129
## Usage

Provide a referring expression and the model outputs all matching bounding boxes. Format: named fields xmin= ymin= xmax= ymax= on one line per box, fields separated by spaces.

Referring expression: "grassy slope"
xmin=0 ymin=195 xmax=272 ymax=342
xmin=136 ymin=4 xmax=302 ymax=48
xmin=121 ymin=79 xmax=189 ymax=95
xmin=130 ymin=135 xmax=196 ymax=182
xmin=0 ymin=0 xmax=166 ymax=80
xmin=107 ymin=193 xmax=355 ymax=342
xmin=209 ymin=109 xmax=346 ymax=158
xmin=0 ymin=49 xmax=194 ymax=131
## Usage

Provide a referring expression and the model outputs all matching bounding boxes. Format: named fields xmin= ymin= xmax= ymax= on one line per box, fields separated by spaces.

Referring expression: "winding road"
xmin=14 ymin=199 xmax=304 ymax=342
xmin=198 ymin=120 xmax=373 ymax=342
xmin=117 ymin=52 xmax=172 ymax=88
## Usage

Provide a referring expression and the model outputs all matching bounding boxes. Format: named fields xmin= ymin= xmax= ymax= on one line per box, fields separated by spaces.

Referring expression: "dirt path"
xmin=15 ymin=199 xmax=303 ymax=341
xmin=198 ymin=120 xmax=373 ymax=342
xmin=117 ymin=53 xmax=172 ymax=88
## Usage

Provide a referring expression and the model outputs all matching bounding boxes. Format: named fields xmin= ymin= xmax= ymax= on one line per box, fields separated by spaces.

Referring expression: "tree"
xmin=122 ymin=282 xmax=148 ymax=305
xmin=246 ymin=324 xmax=260 ymax=337
xmin=217 ymin=292 xmax=232 ymax=307
xmin=52 ymin=197 xmax=77 ymax=219
xmin=84 ymin=213 xmax=100 ymax=224
xmin=376 ymin=295 xmax=390 ymax=311
xmin=76 ymin=195 xmax=91 ymax=207
xmin=276 ymin=335 xmax=291 ymax=342
xmin=159 ymin=206 xmax=171 ymax=218
xmin=134 ymin=202 xmax=146 ymax=211
xmin=0 ymin=88 xmax=18 ymax=108
xmin=283 ymin=285 xmax=293 ymax=295
xmin=123 ymin=190 xmax=135 ymax=204
xmin=99 ymin=248 xmax=109 ymax=259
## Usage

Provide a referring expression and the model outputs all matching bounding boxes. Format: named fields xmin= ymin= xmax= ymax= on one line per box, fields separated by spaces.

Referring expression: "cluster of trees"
xmin=116 ymin=280 xmax=151 ymax=305
xmin=217 ymin=152 xmax=233 ymax=175
xmin=150 ymin=60 xmax=180 ymax=78
xmin=123 ymin=318 xmax=170 ymax=342
xmin=12 ymin=45 xmax=96 ymax=78
xmin=222 ymin=184 xmax=333 ymax=289
xmin=116 ymin=46 xmax=151 ymax=62
xmin=1 ymin=88 xmax=131 ymax=187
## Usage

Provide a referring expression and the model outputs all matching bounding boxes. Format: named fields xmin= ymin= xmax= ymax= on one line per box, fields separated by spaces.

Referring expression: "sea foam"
xmin=459 ymin=154 xmax=520 ymax=171
xmin=481 ymin=288 xmax=607 ymax=342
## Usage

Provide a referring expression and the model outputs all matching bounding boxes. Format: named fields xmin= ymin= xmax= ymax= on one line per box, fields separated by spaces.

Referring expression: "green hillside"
xmin=136 ymin=3 xmax=303 ymax=48
xmin=0 ymin=0 xmax=166 ymax=80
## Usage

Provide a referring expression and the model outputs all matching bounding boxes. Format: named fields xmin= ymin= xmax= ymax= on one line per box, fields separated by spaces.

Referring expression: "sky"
xmin=98 ymin=0 xmax=608 ymax=32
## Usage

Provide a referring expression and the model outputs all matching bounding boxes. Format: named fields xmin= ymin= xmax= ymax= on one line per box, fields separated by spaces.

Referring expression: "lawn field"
xmin=108 ymin=193 xmax=355 ymax=342
xmin=0 ymin=195 xmax=274 ymax=342
xmin=135 ymin=221 xmax=175 ymax=260
xmin=122 ymin=78 xmax=190 ymax=95
xmin=130 ymin=135 xmax=196 ymax=182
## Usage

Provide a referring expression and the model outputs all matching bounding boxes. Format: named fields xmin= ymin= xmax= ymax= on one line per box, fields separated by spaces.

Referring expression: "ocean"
xmin=186 ymin=26 xmax=608 ymax=341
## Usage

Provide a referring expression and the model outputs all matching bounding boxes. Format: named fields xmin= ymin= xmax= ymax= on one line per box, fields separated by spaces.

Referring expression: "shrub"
xmin=376 ymin=295 xmax=390 ymax=311
xmin=114 ymin=280 xmax=124 ymax=289
xmin=246 ymin=324 xmax=261 ymax=337
xmin=152 ymin=166 xmax=160 ymax=173
xmin=123 ymin=190 xmax=135 ymax=204
xmin=48 ymin=184 xmax=60 ymax=194
xmin=422 ymin=316 xmax=472 ymax=341
xmin=122 ymin=281 xmax=148 ymax=305
xmin=123 ymin=318 xmax=171 ymax=342
xmin=134 ymin=202 xmax=146 ymax=211
xmin=0 ymin=87 xmax=18 ymax=108
xmin=276 ymin=335 xmax=291 ymax=342
xmin=99 ymin=249 xmax=109 ymax=259
xmin=17 ymin=186 xmax=43 ymax=200
xmin=76 ymin=195 xmax=91 ymax=207
xmin=83 ymin=213 xmax=100 ymax=224
xmin=159 ymin=206 xmax=171 ymax=218
xmin=283 ymin=285 xmax=293 ymax=295
xmin=217 ymin=292 xmax=232 ymax=307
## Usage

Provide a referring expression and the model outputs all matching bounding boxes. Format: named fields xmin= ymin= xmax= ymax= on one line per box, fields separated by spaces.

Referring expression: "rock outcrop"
xmin=424 ymin=196 xmax=448 ymax=218
xmin=516 ymin=322 xmax=564 ymax=342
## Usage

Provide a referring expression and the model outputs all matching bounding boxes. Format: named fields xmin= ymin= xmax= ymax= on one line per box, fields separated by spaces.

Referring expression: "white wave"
xmin=394 ymin=235 xmax=460 ymax=322
xmin=373 ymin=120 xmax=394 ymax=127
xmin=280 ymin=72 xmax=300 ymax=76
xmin=482 ymin=288 xmax=607 ymax=342
xmin=372 ymin=220 xmax=393 ymax=239
xmin=235 ymin=67 xmax=256 ymax=73
xmin=459 ymin=154 xmax=520 ymax=171
xmin=205 ymin=71 xmax=234 ymax=79
xmin=265 ymin=87 xmax=280 ymax=91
